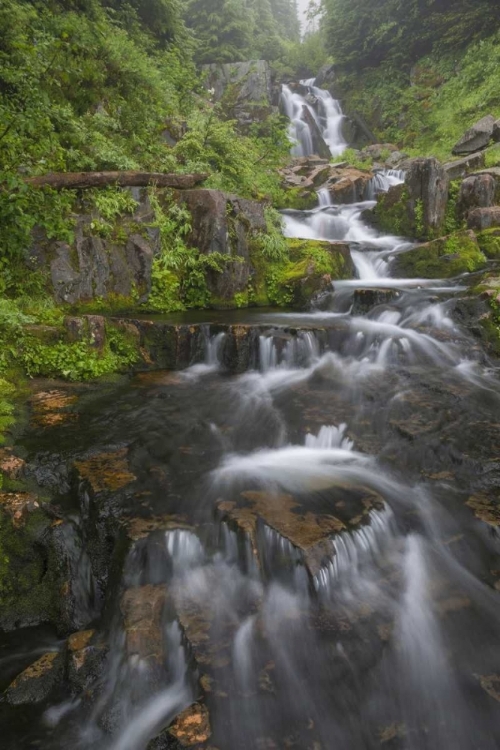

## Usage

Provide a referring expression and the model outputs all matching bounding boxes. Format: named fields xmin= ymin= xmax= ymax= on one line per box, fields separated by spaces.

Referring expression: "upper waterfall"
xmin=281 ymin=78 xmax=347 ymax=158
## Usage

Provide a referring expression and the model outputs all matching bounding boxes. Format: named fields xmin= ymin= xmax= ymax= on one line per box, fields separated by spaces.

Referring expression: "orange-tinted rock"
xmin=478 ymin=673 xmax=500 ymax=703
xmin=169 ymin=702 xmax=211 ymax=747
xmin=74 ymin=448 xmax=135 ymax=493
xmin=0 ymin=448 xmax=25 ymax=479
xmin=466 ymin=494 xmax=500 ymax=527
xmin=30 ymin=389 xmax=78 ymax=427
xmin=120 ymin=584 xmax=167 ymax=664
xmin=4 ymin=651 xmax=63 ymax=704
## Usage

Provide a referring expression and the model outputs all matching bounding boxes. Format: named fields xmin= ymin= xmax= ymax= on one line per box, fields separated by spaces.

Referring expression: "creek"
xmin=2 ymin=78 xmax=500 ymax=750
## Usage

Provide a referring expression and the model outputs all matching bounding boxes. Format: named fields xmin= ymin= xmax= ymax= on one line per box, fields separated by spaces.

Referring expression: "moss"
xmin=372 ymin=185 xmax=414 ymax=237
xmin=0 ymin=503 xmax=59 ymax=629
xmin=395 ymin=230 xmax=487 ymax=278
xmin=477 ymin=228 xmax=500 ymax=259
xmin=278 ymin=188 xmax=318 ymax=211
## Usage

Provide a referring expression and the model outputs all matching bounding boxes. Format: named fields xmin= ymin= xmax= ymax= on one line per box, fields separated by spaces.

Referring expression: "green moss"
xmin=395 ymin=230 xmax=487 ymax=278
xmin=477 ymin=228 xmax=500 ymax=259
xmin=373 ymin=185 xmax=414 ymax=237
xmin=279 ymin=188 xmax=318 ymax=211
xmin=0 ymin=505 xmax=58 ymax=629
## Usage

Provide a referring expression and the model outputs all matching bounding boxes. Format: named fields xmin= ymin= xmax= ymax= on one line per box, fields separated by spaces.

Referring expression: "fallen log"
xmin=24 ymin=171 xmax=208 ymax=190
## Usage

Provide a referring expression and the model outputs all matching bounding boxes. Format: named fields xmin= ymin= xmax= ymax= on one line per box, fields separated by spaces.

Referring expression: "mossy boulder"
xmin=393 ymin=230 xmax=487 ymax=278
xmin=266 ymin=239 xmax=353 ymax=308
xmin=279 ymin=187 xmax=318 ymax=211
xmin=476 ymin=228 xmax=500 ymax=259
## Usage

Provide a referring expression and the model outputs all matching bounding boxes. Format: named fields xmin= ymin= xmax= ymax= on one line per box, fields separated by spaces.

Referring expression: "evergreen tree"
xmin=184 ymin=0 xmax=253 ymax=64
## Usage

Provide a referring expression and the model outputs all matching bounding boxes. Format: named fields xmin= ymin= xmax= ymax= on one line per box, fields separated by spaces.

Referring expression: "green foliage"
xmin=395 ymin=231 xmax=487 ymax=278
xmin=485 ymin=145 xmax=500 ymax=168
xmin=0 ymin=379 xmax=16 ymax=448
xmin=322 ymin=0 xmax=499 ymax=72
xmin=341 ymin=148 xmax=373 ymax=171
xmin=254 ymin=208 xmax=289 ymax=262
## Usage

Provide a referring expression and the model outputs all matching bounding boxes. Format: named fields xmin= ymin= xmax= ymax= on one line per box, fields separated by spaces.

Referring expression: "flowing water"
xmin=3 ymin=78 xmax=500 ymax=750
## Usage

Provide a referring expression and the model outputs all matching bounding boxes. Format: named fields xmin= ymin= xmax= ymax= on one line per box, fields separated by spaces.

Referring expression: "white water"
xmin=281 ymin=78 xmax=347 ymax=158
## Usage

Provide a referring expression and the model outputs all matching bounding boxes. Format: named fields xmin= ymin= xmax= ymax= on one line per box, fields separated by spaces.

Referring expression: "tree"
xmin=184 ymin=0 xmax=253 ymax=64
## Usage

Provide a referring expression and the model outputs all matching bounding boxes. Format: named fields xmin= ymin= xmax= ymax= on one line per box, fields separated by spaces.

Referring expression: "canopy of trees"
xmin=184 ymin=0 xmax=300 ymax=64
xmin=321 ymin=0 xmax=500 ymax=71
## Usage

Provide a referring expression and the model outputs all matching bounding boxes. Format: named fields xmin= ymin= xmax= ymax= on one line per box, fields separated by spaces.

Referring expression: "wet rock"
xmin=362 ymin=144 xmax=398 ymax=160
xmin=168 ymin=703 xmax=211 ymax=747
xmin=219 ymin=325 xmax=258 ymax=374
xmin=467 ymin=206 xmax=500 ymax=231
xmin=67 ymin=629 xmax=106 ymax=693
xmin=477 ymin=673 xmax=500 ymax=703
xmin=120 ymin=584 xmax=167 ymax=664
xmin=180 ymin=190 xmax=265 ymax=303
xmin=74 ymin=448 xmax=136 ymax=494
xmin=201 ymin=60 xmax=273 ymax=130
xmin=300 ymin=105 xmax=331 ymax=160
xmin=0 ymin=448 xmax=25 ymax=480
xmin=443 ymin=152 xmax=486 ymax=180
xmin=452 ymin=115 xmax=495 ymax=155
xmin=30 ymin=388 xmax=78 ymax=427
xmin=466 ymin=494 xmax=500 ymax=527
xmin=457 ymin=174 xmax=496 ymax=220
xmin=393 ymin=230 xmax=486 ymax=278
xmin=326 ymin=167 xmax=373 ymax=204
xmin=218 ymin=488 xmax=383 ymax=578
xmin=3 ymin=651 xmax=64 ymax=704
xmin=351 ymin=288 xmax=400 ymax=314
xmin=341 ymin=111 xmax=377 ymax=149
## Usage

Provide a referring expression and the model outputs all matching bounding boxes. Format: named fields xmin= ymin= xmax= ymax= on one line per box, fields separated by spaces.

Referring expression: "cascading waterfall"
xmin=7 ymin=72 xmax=500 ymax=750
xmin=281 ymin=78 xmax=347 ymax=157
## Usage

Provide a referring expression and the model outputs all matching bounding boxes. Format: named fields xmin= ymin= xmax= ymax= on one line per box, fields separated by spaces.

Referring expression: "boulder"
xmin=341 ymin=112 xmax=377 ymax=149
xmin=370 ymin=158 xmax=448 ymax=238
xmin=476 ymin=228 xmax=500 ymax=259
xmin=467 ymin=206 xmax=500 ymax=231
xmin=444 ymin=152 xmax=486 ymax=180
xmin=325 ymin=168 xmax=373 ymax=204
xmin=3 ymin=651 xmax=64 ymax=705
xmin=314 ymin=63 xmax=336 ymax=89
xmin=452 ymin=115 xmax=496 ymax=155
xmin=393 ymin=230 xmax=487 ymax=278
xmin=201 ymin=60 xmax=273 ymax=130
xmin=180 ymin=189 xmax=266 ymax=303
xmin=405 ymin=157 xmax=449 ymax=237
xmin=33 ymin=218 xmax=156 ymax=306
xmin=67 ymin=629 xmax=106 ymax=694
xmin=457 ymin=174 xmax=496 ymax=221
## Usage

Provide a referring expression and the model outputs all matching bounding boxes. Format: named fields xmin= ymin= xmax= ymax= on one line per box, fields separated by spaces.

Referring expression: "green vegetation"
xmin=394 ymin=231 xmax=487 ymax=278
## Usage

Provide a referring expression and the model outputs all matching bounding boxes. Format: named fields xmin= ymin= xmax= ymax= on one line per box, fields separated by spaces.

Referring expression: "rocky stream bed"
xmin=2 ymin=76 xmax=500 ymax=750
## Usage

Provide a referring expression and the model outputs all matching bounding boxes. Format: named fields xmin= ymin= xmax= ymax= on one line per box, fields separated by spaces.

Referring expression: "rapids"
xmin=2 ymin=76 xmax=500 ymax=750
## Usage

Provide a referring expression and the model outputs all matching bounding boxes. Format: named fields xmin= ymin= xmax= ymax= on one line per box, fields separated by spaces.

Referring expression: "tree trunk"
xmin=24 ymin=171 xmax=208 ymax=190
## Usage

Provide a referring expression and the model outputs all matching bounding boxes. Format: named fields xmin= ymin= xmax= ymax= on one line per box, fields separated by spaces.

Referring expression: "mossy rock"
xmin=476 ymin=228 xmax=500 ymax=259
xmin=0 ymin=497 xmax=60 ymax=630
xmin=278 ymin=188 xmax=318 ymax=211
xmin=393 ymin=230 xmax=487 ymax=279
xmin=370 ymin=184 xmax=414 ymax=237
xmin=267 ymin=239 xmax=353 ymax=309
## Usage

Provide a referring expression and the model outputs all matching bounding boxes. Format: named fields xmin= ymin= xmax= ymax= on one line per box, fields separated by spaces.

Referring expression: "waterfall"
xmin=281 ymin=78 xmax=347 ymax=158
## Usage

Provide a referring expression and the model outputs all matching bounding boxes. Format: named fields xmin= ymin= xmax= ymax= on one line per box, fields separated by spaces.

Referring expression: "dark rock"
xmin=467 ymin=206 xmax=500 ymax=231
xmin=352 ymin=288 xmax=400 ymax=314
xmin=452 ymin=115 xmax=495 ymax=155
xmin=341 ymin=112 xmax=377 ymax=149
xmin=67 ymin=629 xmax=107 ymax=694
xmin=3 ymin=651 xmax=64 ymax=705
xmin=405 ymin=157 xmax=449 ymax=237
xmin=326 ymin=168 xmax=373 ymax=204
xmin=300 ymin=105 xmax=332 ymax=159
xmin=64 ymin=316 xmax=86 ymax=342
xmin=314 ymin=63 xmax=336 ymax=89
xmin=493 ymin=120 xmax=500 ymax=143
xmin=444 ymin=152 xmax=486 ymax=180
xmin=180 ymin=189 xmax=265 ymax=303
xmin=201 ymin=60 xmax=273 ymax=130
xmin=457 ymin=174 xmax=496 ymax=221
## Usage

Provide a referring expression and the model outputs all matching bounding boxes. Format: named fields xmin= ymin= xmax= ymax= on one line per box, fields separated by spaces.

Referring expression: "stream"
xmin=2 ymin=79 xmax=500 ymax=750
